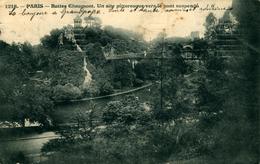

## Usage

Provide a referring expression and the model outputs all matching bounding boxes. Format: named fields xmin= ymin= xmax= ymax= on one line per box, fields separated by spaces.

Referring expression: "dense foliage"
xmin=0 ymin=4 xmax=259 ymax=163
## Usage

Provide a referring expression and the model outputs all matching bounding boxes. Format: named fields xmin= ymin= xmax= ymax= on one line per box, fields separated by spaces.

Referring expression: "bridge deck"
xmin=55 ymin=83 xmax=153 ymax=103
xmin=104 ymin=56 xmax=202 ymax=60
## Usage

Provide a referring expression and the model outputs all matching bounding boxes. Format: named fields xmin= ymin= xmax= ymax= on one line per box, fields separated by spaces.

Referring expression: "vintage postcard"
xmin=0 ymin=0 xmax=259 ymax=163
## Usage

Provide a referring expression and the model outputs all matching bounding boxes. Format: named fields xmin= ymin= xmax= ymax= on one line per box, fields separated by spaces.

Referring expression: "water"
xmin=0 ymin=85 xmax=156 ymax=162
xmin=0 ymin=131 xmax=59 ymax=162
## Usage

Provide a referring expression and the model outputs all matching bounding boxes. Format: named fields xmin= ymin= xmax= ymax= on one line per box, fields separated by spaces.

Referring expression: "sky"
xmin=0 ymin=0 xmax=233 ymax=45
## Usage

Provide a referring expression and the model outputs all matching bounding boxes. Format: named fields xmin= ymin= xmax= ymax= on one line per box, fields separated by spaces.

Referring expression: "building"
xmin=190 ymin=31 xmax=200 ymax=40
xmin=74 ymin=15 xmax=82 ymax=28
xmin=214 ymin=11 xmax=241 ymax=57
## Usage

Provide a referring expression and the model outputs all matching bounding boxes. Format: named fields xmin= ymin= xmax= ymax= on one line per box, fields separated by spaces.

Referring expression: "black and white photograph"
xmin=0 ymin=0 xmax=259 ymax=163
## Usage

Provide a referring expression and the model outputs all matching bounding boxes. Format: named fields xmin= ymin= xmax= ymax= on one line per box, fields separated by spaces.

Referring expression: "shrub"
xmin=53 ymin=83 xmax=82 ymax=100
xmin=99 ymin=81 xmax=114 ymax=96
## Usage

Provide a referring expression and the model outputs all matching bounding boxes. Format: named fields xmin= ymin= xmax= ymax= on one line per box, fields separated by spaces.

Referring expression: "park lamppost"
xmin=160 ymin=29 xmax=167 ymax=111
xmin=103 ymin=29 xmax=168 ymax=111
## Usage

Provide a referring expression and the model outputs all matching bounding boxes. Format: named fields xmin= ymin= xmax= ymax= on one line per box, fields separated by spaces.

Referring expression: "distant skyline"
xmin=0 ymin=0 xmax=232 ymax=45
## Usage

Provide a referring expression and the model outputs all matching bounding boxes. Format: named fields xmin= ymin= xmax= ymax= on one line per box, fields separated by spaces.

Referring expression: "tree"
xmin=11 ymin=83 xmax=54 ymax=127
xmin=204 ymin=13 xmax=217 ymax=40
xmin=135 ymin=60 xmax=158 ymax=80
xmin=113 ymin=61 xmax=136 ymax=88
xmin=40 ymin=29 xmax=64 ymax=49
xmin=102 ymin=96 xmax=151 ymax=126
xmin=48 ymin=49 xmax=84 ymax=87
xmin=0 ymin=41 xmax=55 ymax=126
xmin=84 ymin=16 xmax=102 ymax=28
xmin=208 ymin=1 xmax=259 ymax=163
xmin=52 ymin=84 xmax=82 ymax=100
xmin=84 ymin=42 xmax=106 ymax=66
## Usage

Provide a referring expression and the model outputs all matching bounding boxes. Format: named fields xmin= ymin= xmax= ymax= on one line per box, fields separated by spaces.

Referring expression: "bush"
xmin=83 ymin=81 xmax=100 ymax=97
xmin=53 ymin=83 xmax=82 ymax=100
xmin=102 ymin=96 xmax=152 ymax=126
xmin=133 ymin=78 xmax=144 ymax=87
xmin=99 ymin=81 xmax=114 ymax=96
xmin=113 ymin=81 xmax=122 ymax=89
